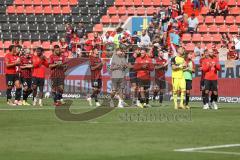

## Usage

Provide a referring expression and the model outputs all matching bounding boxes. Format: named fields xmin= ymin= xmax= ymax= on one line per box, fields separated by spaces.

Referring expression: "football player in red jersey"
xmin=134 ymin=48 xmax=154 ymax=108
xmin=87 ymin=48 xmax=104 ymax=107
xmin=153 ymin=50 xmax=168 ymax=105
xmin=49 ymin=45 xmax=67 ymax=106
xmin=32 ymin=47 xmax=49 ymax=106
xmin=4 ymin=45 xmax=22 ymax=105
xmin=202 ymin=49 xmax=221 ymax=109
xmin=19 ymin=48 xmax=33 ymax=106
xmin=199 ymin=50 xmax=207 ymax=107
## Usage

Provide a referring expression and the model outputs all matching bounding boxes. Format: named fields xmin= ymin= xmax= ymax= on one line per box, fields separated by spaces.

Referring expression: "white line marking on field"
xmin=175 ymin=144 xmax=240 ymax=152
xmin=175 ymin=144 xmax=240 ymax=156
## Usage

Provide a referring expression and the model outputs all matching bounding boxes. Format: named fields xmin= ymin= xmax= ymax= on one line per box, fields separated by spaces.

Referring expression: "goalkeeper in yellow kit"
xmin=171 ymin=47 xmax=186 ymax=109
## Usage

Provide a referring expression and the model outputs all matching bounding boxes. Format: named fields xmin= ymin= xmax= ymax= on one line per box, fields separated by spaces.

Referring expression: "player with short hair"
xmin=202 ymin=49 xmax=221 ymax=109
xmin=171 ymin=47 xmax=186 ymax=109
xmin=183 ymin=52 xmax=195 ymax=109
xmin=87 ymin=48 xmax=104 ymax=107
xmin=153 ymin=49 xmax=168 ymax=105
xmin=19 ymin=48 xmax=33 ymax=106
xmin=32 ymin=47 xmax=49 ymax=106
xmin=199 ymin=50 xmax=207 ymax=107
xmin=134 ymin=48 xmax=154 ymax=108
xmin=109 ymin=48 xmax=128 ymax=108
xmin=49 ymin=45 xmax=67 ymax=106
xmin=4 ymin=45 xmax=22 ymax=105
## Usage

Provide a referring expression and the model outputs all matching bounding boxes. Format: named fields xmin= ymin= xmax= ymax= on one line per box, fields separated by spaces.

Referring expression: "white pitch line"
xmin=194 ymin=150 xmax=240 ymax=156
xmin=175 ymin=144 xmax=240 ymax=152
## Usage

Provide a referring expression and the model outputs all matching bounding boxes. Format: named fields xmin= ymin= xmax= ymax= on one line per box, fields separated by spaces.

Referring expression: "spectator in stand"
xmin=70 ymin=32 xmax=81 ymax=58
xmin=233 ymin=35 xmax=240 ymax=56
xmin=151 ymin=12 xmax=159 ymax=26
xmin=147 ymin=22 xmax=156 ymax=41
xmin=114 ymin=27 xmax=124 ymax=49
xmin=187 ymin=13 xmax=199 ymax=33
xmin=208 ymin=0 xmax=218 ymax=17
xmin=221 ymin=33 xmax=230 ymax=45
xmin=140 ymin=30 xmax=151 ymax=47
xmin=75 ymin=22 xmax=86 ymax=39
xmin=170 ymin=28 xmax=180 ymax=56
xmin=171 ymin=1 xmax=180 ymax=18
xmin=59 ymin=38 xmax=69 ymax=57
xmin=102 ymin=32 xmax=114 ymax=57
xmin=65 ymin=23 xmax=73 ymax=45
xmin=85 ymin=32 xmax=102 ymax=55
xmin=193 ymin=0 xmax=201 ymax=11
xmin=178 ymin=16 xmax=188 ymax=35
xmin=194 ymin=43 xmax=205 ymax=61
xmin=132 ymin=31 xmax=141 ymax=46
xmin=218 ymin=43 xmax=229 ymax=61
xmin=217 ymin=0 xmax=228 ymax=19
xmin=227 ymin=46 xmax=238 ymax=60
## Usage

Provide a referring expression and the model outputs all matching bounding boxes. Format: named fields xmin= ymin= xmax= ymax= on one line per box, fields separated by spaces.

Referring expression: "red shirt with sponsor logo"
xmin=4 ymin=53 xmax=18 ymax=74
xmin=155 ymin=57 xmax=167 ymax=79
xmin=32 ymin=55 xmax=49 ymax=78
xmin=134 ymin=55 xmax=154 ymax=80
xmin=200 ymin=57 xmax=206 ymax=80
xmin=202 ymin=57 xmax=221 ymax=80
xmin=49 ymin=54 xmax=66 ymax=79
xmin=89 ymin=56 xmax=102 ymax=80
xmin=20 ymin=54 xmax=33 ymax=78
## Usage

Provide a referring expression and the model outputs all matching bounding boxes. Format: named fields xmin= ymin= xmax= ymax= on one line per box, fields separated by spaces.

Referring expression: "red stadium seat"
xmin=212 ymin=34 xmax=222 ymax=43
xmin=230 ymin=7 xmax=240 ymax=15
xmin=202 ymin=34 xmax=212 ymax=42
xmin=88 ymin=33 xmax=94 ymax=40
xmin=60 ymin=0 xmax=69 ymax=6
xmin=51 ymin=0 xmax=60 ymax=6
xmin=69 ymin=0 xmax=78 ymax=5
xmin=44 ymin=6 xmax=52 ymax=14
xmin=152 ymin=0 xmax=161 ymax=6
xmin=236 ymin=16 xmax=240 ymax=24
xmin=228 ymin=0 xmax=237 ymax=6
xmin=42 ymin=41 xmax=51 ymax=49
xmin=200 ymin=6 xmax=209 ymax=15
xmin=22 ymin=41 xmax=32 ymax=48
xmin=7 ymin=6 xmax=15 ymax=14
xmin=146 ymin=7 xmax=157 ymax=15
xmin=192 ymin=34 xmax=202 ymax=42
xmin=162 ymin=0 xmax=171 ymax=6
xmin=197 ymin=15 xmax=204 ymax=24
xmin=0 ymin=50 xmax=4 ymax=57
xmin=229 ymin=25 xmax=239 ymax=33
xmin=4 ymin=41 xmax=12 ymax=49
xmin=25 ymin=6 xmax=34 ymax=14
xmin=14 ymin=0 xmax=23 ymax=5
xmin=101 ymin=15 xmax=111 ymax=24
xmin=24 ymin=0 xmax=33 ymax=5
xmin=219 ymin=25 xmax=229 ymax=33
xmin=185 ymin=43 xmax=195 ymax=51
xmin=62 ymin=6 xmax=71 ymax=14
xmin=205 ymin=43 xmax=213 ymax=49
xmin=0 ymin=41 xmax=3 ymax=49
xmin=120 ymin=15 xmax=128 ymax=22
xmin=42 ymin=0 xmax=51 ymax=5
xmin=133 ymin=0 xmax=142 ymax=6
xmin=208 ymin=25 xmax=218 ymax=33
xmin=115 ymin=0 xmax=124 ymax=6
xmin=225 ymin=16 xmax=235 ymax=25
xmin=33 ymin=0 xmax=41 ymax=5
xmin=118 ymin=7 xmax=127 ymax=15
xmin=16 ymin=6 xmax=25 ymax=14
xmin=93 ymin=24 xmax=103 ymax=32
xmin=143 ymin=0 xmax=152 ymax=6
xmin=238 ymin=0 xmax=240 ymax=6
xmin=215 ymin=16 xmax=224 ymax=24
xmin=198 ymin=24 xmax=208 ymax=33
xmin=182 ymin=33 xmax=192 ymax=42
xmin=111 ymin=15 xmax=120 ymax=24
xmin=125 ymin=0 xmax=133 ymax=6
xmin=35 ymin=6 xmax=43 ymax=14
xmin=127 ymin=7 xmax=135 ymax=15
xmin=32 ymin=41 xmax=41 ymax=48
xmin=136 ymin=7 xmax=145 ymax=15
xmin=53 ymin=6 xmax=62 ymax=14
xmin=108 ymin=6 xmax=118 ymax=15
xmin=205 ymin=16 xmax=214 ymax=24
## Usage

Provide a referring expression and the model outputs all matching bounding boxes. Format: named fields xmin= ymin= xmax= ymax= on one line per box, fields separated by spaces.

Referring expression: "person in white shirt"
xmin=194 ymin=43 xmax=204 ymax=61
xmin=139 ymin=30 xmax=151 ymax=47
xmin=187 ymin=13 xmax=199 ymax=33
xmin=233 ymin=35 xmax=240 ymax=55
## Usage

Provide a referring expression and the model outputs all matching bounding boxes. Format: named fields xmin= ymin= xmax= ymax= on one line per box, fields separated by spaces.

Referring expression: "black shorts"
xmin=20 ymin=77 xmax=32 ymax=88
xmin=129 ymin=71 xmax=137 ymax=84
xmin=204 ymin=80 xmax=218 ymax=91
xmin=137 ymin=79 xmax=150 ymax=90
xmin=92 ymin=79 xmax=102 ymax=89
xmin=32 ymin=77 xmax=45 ymax=87
xmin=186 ymin=80 xmax=192 ymax=90
xmin=200 ymin=80 xmax=205 ymax=91
xmin=5 ymin=74 xmax=19 ymax=86
xmin=155 ymin=78 xmax=166 ymax=89
xmin=51 ymin=78 xmax=64 ymax=88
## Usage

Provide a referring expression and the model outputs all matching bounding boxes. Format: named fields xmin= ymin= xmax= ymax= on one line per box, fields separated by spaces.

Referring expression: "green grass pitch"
xmin=0 ymin=98 xmax=240 ymax=160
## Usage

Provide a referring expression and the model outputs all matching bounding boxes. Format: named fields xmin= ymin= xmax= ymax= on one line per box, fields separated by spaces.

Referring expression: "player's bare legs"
xmin=14 ymin=80 xmax=22 ymax=105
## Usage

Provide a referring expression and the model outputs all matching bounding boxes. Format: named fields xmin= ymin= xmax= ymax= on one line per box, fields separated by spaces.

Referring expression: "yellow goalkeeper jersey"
xmin=171 ymin=56 xmax=185 ymax=79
